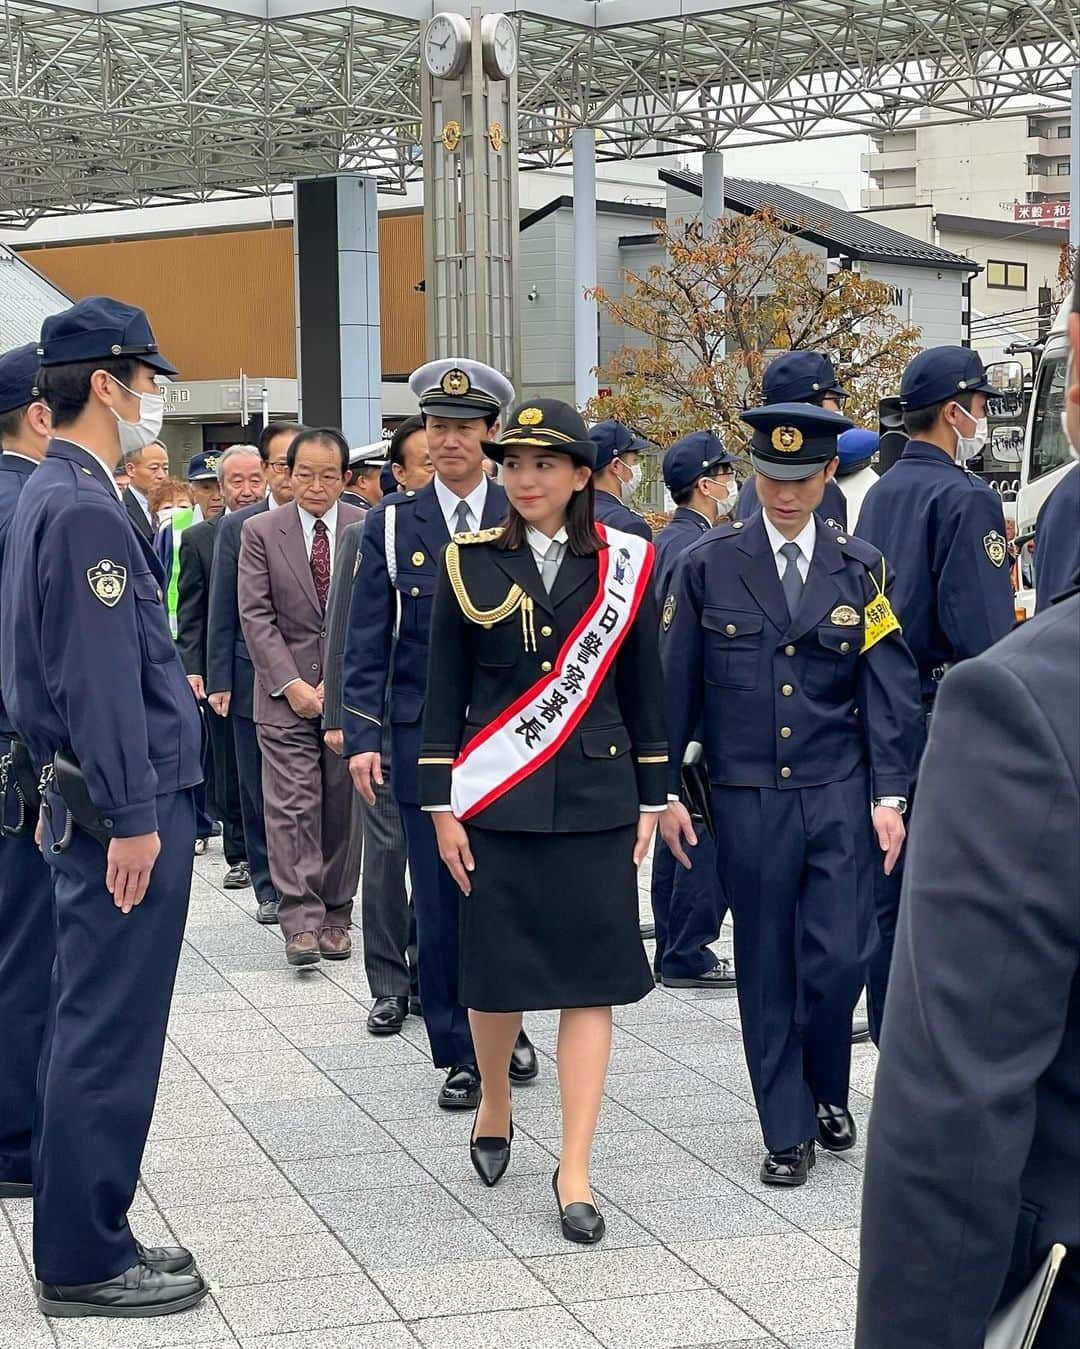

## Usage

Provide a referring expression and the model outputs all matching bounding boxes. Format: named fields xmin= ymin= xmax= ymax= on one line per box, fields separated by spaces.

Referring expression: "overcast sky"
xmin=697 ymin=134 xmax=869 ymax=211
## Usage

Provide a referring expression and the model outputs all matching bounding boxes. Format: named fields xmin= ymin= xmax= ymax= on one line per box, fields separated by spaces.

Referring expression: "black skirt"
xmin=460 ymin=825 xmax=655 ymax=1013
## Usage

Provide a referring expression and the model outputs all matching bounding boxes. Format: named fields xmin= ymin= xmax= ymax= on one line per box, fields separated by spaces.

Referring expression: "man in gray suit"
xmin=239 ymin=428 xmax=364 ymax=967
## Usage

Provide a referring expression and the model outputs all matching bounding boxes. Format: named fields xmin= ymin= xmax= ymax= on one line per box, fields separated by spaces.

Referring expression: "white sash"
xmin=450 ymin=523 xmax=653 ymax=820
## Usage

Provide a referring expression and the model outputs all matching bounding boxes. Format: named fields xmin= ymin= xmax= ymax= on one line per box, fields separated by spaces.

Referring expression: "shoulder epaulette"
xmin=832 ymin=530 xmax=881 ymax=566
xmin=453 ymin=526 xmax=504 ymax=545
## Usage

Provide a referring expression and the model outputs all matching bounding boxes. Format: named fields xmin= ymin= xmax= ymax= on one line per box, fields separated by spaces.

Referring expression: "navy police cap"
xmin=588 ymin=420 xmax=648 ymax=470
xmin=740 ymin=402 xmax=853 ymax=481
xmin=187 ymin=451 xmax=221 ymax=482
xmin=899 ymin=346 xmax=997 ymax=411
xmin=0 ymin=343 xmax=43 ymax=417
xmin=662 ymin=430 xmax=735 ymax=495
xmin=38 ymin=296 xmax=178 ymax=375
xmin=487 ymin=399 xmax=596 ymax=468
xmin=762 ymin=351 xmax=848 ymax=405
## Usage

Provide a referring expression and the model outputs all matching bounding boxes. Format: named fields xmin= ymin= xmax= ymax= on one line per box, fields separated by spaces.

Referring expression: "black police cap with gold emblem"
xmin=739 ymin=402 xmax=853 ymax=481
xmin=485 ymin=399 xmax=597 ymax=468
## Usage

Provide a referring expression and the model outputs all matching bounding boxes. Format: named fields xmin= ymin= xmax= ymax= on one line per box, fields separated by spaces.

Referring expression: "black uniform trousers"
xmin=33 ymin=788 xmax=195 ymax=1286
xmin=205 ymin=702 xmax=244 ymax=866
xmin=359 ymin=738 xmax=416 ymax=999
xmin=0 ymin=820 xmax=53 ymax=1187
xmin=713 ymin=769 xmax=875 ymax=1154
xmin=650 ymin=831 xmax=724 ymax=979
xmin=232 ymin=711 xmax=276 ymax=906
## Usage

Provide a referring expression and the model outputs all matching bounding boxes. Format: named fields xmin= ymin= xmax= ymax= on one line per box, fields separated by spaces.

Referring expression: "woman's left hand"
xmin=633 ymin=811 xmax=660 ymax=867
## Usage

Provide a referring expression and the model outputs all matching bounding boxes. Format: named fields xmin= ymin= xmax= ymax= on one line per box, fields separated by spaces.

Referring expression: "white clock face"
xmin=490 ymin=15 xmax=517 ymax=79
xmin=424 ymin=12 xmax=470 ymax=81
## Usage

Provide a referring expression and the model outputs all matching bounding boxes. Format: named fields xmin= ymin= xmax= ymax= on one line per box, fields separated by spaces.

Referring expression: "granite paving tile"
xmin=810 ymin=1226 xmax=861 ymax=1268
xmin=671 ymin=1232 xmax=853 ymax=1289
xmin=409 ymin=1306 xmax=604 ymax=1349
xmin=482 ymin=1206 xmax=656 ymax=1258
xmin=163 ymin=1194 xmax=326 ymax=1248
xmin=197 ymin=1231 xmax=357 ymax=1288
xmin=49 ymin=1296 xmax=234 ymax=1347
xmin=214 ymin=1273 xmax=397 ymax=1337
xmin=526 ymin=1244 xmax=708 ymax=1302
xmin=624 ymin=1091 xmax=761 ymax=1131
xmin=143 ymin=1162 xmax=296 ymax=1209
xmin=369 ymin=1256 xmax=555 ymax=1319
xmin=279 ymin=1151 xmax=431 ymax=1195
xmin=567 ymin=1288 xmax=771 ymax=1349
xmin=238 ymin=1327 xmax=420 ymax=1349
xmin=337 ymin=1214 xmax=508 ymax=1270
xmin=723 ymin=1275 xmax=858 ymax=1338
xmin=632 ymin=1193 xmax=798 ymax=1244
xmin=309 ymin=1181 xmax=472 ymax=1232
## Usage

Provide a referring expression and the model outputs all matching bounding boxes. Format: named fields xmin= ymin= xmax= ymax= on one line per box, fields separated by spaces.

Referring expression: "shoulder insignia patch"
xmin=829 ymin=604 xmax=861 ymax=627
xmin=662 ymin=594 xmax=677 ymax=631
xmin=983 ymin=529 xmax=1007 ymax=567
xmin=86 ymin=558 xmax=127 ymax=607
xmin=453 ymin=527 xmax=504 ymax=545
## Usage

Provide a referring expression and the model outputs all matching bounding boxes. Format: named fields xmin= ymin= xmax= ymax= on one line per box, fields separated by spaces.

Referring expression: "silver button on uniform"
xmin=780 ymin=766 xmax=792 ymax=779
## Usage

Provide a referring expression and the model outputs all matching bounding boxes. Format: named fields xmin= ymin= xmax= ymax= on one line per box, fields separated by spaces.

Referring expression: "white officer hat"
xmin=409 ymin=358 xmax=515 ymax=420
xmin=349 ymin=440 xmax=390 ymax=470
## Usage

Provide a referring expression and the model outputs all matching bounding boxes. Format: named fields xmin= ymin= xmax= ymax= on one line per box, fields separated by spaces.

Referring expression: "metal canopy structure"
xmin=0 ymin=0 xmax=1077 ymax=227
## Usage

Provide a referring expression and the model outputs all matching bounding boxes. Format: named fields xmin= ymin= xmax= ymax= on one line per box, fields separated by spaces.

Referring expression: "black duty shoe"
xmin=256 ymin=898 xmax=280 ymax=925
xmin=0 ymin=1179 xmax=31 ymax=1198
xmin=222 ymin=863 xmax=251 ymax=890
xmin=134 ymin=1242 xmax=196 ymax=1276
xmin=408 ymin=996 xmax=423 ymax=1018
xmin=552 ymin=1167 xmax=605 ymax=1244
xmin=37 ymin=1262 xmax=208 ymax=1318
xmin=761 ymin=1139 xmax=815 ymax=1187
xmin=816 ymin=1103 xmax=857 ymax=1152
xmin=367 ymin=996 xmax=409 ymax=1036
xmin=850 ymin=1016 xmax=871 ymax=1045
xmin=661 ymin=958 xmax=736 ymax=989
xmin=508 ymin=1030 xmax=539 ymax=1084
xmin=438 ymin=1064 xmax=481 ymax=1111
xmin=639 ymin=921 xmax=656 ymax=940
xmin=470 ymin=1112 xmax=513 ymax=1188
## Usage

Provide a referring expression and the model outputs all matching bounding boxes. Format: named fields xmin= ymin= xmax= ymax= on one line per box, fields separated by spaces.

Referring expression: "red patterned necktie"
xmin=310 ymin=518 xmax=331 ymax=611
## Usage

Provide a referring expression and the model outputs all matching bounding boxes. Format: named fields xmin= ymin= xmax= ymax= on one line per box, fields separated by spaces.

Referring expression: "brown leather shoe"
xmin=285 ymin=932 xmax=321 ymax=966
xmin=318 ymin=927 xmax=352 ymax=960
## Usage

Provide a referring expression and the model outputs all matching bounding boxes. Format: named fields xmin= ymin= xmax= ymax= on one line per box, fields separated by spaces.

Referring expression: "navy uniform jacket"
xmin=663 ymin=516 xmax=922 ymax=799
xmin=341 ymin=478 xmax=508 ymax=805
xmin=653 ymin=505 xmax=711 ymax=603
xmin=0 ymin=452 xmax=37 ymax=735
xmin=0 ymin=440 xmax=201 ymax=835
xmin=594 ymin=489 xmax=652 ymax=542
xmin=856 ymin=440 xmax=1015 ymax=698
xmin=206 ymin=499 xmax=270 ymax=719
xmin=736 ymin=475 xmax=848 ymax=529
xmin=419 ymin=533 xmax=668 ymax=830
xmin=176 ymin=515 xmax=220 ymax=679
xmin=857 ymin=586 xmax=1080 ymax=1349
xmin=1034 ymin=462 xmax=1080 ymax=612
xmin=322 ymin=517 xmax=366 ymax=734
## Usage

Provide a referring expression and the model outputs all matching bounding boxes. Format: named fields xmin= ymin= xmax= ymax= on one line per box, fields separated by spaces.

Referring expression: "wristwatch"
xmin=874 ymin=796 xmax=908 ymax=815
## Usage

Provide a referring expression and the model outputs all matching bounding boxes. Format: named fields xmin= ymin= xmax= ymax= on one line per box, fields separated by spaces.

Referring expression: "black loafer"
xmin=134 ymin=1241 xmax=196 ymax=1276
xmin=552 ymin=1167 xmax=605 ymax=1244
xmin=222 ymin=863 xmax=251 ymax=890
xmin=438 ymin=1064 xmax=481 ymax=1111
xmin=367 ymin=996 xmax=409 ymax=1036
xmin=37 ymin=1262 xmax=208 ymax=1318
xmin=470 ymin=1114 xmax=513 ymax=1188
xmin=761 ymin=1139 xmax=815 ymax=1187
xmin=850 ymin=1016 xmax=871 ymax=1045
xmin=661 ymin=958 xmax=736 ymax=989
xmin=0 ymin=1179 xmax=31 ymax=1198
xmin=508 ymin=1030 xmax=539 ymax=1083
xmin=816 ymin=1103 xmax=857 ymax=1152
xmin=256 ymin=898 xmax=280 ymax=925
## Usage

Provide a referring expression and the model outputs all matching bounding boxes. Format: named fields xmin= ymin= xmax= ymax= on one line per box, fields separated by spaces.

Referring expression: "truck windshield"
xmin=1028 ymin=348 xmax=1072 ymax=481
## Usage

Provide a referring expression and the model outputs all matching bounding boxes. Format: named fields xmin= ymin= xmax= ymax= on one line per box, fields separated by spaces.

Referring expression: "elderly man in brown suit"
xmin=238 ymin=428 xmax=364 ymax=967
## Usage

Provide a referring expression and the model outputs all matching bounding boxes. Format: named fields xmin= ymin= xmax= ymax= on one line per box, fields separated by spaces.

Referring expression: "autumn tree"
xmin=584 ymin=208 xmax=922 ymax=453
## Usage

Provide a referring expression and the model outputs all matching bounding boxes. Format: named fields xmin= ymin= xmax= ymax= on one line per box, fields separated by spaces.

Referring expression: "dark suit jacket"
xmin=176 ymin=516 xmax=220 ymax=679
xmin=0 ymin=452 xmax=37 ymax=734
xmin=237 ymin=500 xmax=365 ymax=728
xmin=122 ymin=485 xmax=154 ymax=541
xmin=206 ymin=500 xmax=270 ymax=719
xmin=322 ymin=517 xmax=366 ymax=733
xmin=857 ymin=588 xmax=1080 ymax=1348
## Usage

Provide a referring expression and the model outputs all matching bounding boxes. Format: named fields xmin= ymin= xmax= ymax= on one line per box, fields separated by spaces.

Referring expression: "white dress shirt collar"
xmin=128 ymin=482 xmax=153 ymax=522
xmin=525 ymin=524 xmax=568 ymax=563
xmin=434 ymin=473 xmax=488 ymax=535
xmin=296 ymin=501 xmax=338 ymax=560
xmin=0 ymin=450 xmax=39 ymax=467
xmin=762 ymin=511 xmax=816 ymax=582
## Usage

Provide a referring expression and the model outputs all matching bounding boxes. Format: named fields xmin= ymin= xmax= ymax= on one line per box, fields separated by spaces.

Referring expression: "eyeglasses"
xmin=291 ymin=469 xmax=343 ymax=487
xmin=267 ymin=459 xmax=289 ymax=471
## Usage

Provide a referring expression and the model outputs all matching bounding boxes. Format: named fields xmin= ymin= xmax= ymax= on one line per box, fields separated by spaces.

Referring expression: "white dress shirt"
xmin=762 ymin=512 xmax=816 ymax=583
xmin=128 ymin=482 xmax=153 ymax=525
xmin=434 ymin=473 xmax=488 ymax=535
xmin=297 ymin=501 xmax=338 ymax=573
xmin=525 ymin=524 xmax=568 ymax=581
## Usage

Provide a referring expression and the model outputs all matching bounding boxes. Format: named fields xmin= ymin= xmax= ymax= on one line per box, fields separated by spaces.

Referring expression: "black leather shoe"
xmin=761 ymin=1139 xmax=815 ymax=1187
xmin=367 ymin=996 xmax=409 ymax=1036
xmin=661 ymin=958 xmax=736 ymax=989
xmin=639 ymin=921 xmax=656 ymax=939
xmin=508 ymin=1030 xmax=539 ymax=1083
xmin=552 ymin=1167 xmax=605 ymax=1244
xmin=134 ymin=1241 xmax=196 ymax=1276
xmin=0 ymin=1179 xmax=31 ymax=1198
xmin=222 ymin=863 xmax=251 ymax=890
xmin=408 ymin=996 xmax=423 ymax=1017
xmin=438 ymin=1064 xmax=481 ymax=1110
xmin=470 ymin=1112 xmax=513 ymax=1187
xmin=37 ymin=1262 xmax=208 ymax=1318
xmin=816 ymin=1103 xmax=857 ymax=1152
xmin=256 ymin=898 xmax=280 ymax=925
xmin=850 ymin=1016 xmax=871 ymax=1044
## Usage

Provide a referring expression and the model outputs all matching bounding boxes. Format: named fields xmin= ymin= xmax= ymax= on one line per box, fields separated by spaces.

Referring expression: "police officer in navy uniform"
xmin=649 ymin=430 xmax=738 ymax=988
xmin=0 ymin=345 xmax=54 ymax=1203
xmin=0 ymin=298 xmax=207 ymax=1318
xmin=661 ymin=403 xmax=922 ymax=1187
xmin=343 ymin=440 xmax=387 ymax=510
xmin=856 ymin=346 xmax=1016 ymax=1041
xmin=342 ymin=359 xmax=538 ymax=1110
xmin=587 ymin=421 xmax=653 ymax=542
xmin=735 ymin=352 xmax=850 ymax=527
xmin=1033 ymin=461 xmax=1080 ymax=612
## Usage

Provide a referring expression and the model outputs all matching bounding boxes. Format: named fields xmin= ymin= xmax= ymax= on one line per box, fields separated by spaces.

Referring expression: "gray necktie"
xmin=779 ymin=541 xmax=804 ymax=619
xmin=540 ymin=538 xmax=562 ymax=593
xmin=454 ymin=499 xmax=472 ymax=535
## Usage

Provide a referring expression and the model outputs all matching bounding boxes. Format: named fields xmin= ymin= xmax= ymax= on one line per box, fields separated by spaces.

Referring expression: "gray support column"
xmin=1071 ymin=67 xmax=1079 ymax=250
xmin=294 ymin=173 xmax=382 ymax=444
xmin=702 ymin=151 xmax=725 ymax=360
xmin=573 ymin=126 xmax=598 ymax=408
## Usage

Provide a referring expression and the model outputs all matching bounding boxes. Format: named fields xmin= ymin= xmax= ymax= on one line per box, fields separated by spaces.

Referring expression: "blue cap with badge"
xmin=836 ymin=427 xmax=878 ymax=469
xmin=740 ymin=402 xmax=853 ymax=481
xmin=762 ymin=351 xmax=848 ymax=405
xmin=409 ymin=358 xmax=514 ymax=420
xmin=37 ymin=296 xmax=178 ymax=376
xmin=899 ymin=345 xmax=998 ymax=411
xmin=187 ymin=451 xmax=220 ymax=482
xmin=0 ymin=343 xmax=42 ymax=417
xmin=662 ymin=429 xmax=735 ymax=495
xmin=588 ymin=420 xmax=648 ymax=470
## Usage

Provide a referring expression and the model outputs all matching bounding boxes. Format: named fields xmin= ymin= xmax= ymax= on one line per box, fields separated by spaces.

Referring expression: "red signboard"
xmin=1012 ymin=201 xmax=1071 ymax=227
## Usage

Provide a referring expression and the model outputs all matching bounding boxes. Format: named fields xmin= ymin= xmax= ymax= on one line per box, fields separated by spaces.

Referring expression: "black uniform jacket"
xmin=419 ymin=532 xmax=668 ymax=832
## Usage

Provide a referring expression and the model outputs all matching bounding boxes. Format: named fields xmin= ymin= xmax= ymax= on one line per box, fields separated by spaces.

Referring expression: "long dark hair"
xmin=496 ymin=475 xmax=604 ymax=556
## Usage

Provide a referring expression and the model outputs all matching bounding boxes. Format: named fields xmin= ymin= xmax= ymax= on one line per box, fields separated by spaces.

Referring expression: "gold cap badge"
xmin=441 ymin=368 xmax=470 ymax=397
xmin=771 ymin=426 xmax=803 ymax=454
xmin=518 ymin=407 xmax=544 ymax=426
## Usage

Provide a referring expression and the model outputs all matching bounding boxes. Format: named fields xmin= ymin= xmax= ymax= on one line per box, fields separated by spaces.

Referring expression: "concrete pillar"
xmin=702 ymin=151 xmax=725 ymax=359
xmin=573 ymin=127 xmax=599 ymax=408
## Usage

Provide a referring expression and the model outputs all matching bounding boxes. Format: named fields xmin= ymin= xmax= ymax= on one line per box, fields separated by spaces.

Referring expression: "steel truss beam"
xmin=0 ymin=1 xmax=1076 ymax=226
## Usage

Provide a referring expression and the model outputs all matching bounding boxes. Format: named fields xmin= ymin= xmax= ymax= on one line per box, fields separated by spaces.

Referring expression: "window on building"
xmin=1055 ymin=159 xmax=1070 ymax=175
xmin=1057 ymin=123 xmax=1071 ymax=138
xmin=986 ymin=260 xmax=1028 ymax=291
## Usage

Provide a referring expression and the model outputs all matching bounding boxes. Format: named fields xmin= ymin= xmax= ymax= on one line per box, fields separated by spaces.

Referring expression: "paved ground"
xmin=1 ymin=842 xmax=877 ymax=1349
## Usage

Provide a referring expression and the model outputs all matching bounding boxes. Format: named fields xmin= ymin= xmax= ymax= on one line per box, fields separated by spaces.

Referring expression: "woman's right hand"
xmin=432 ymin=811 xmax=475 ymax=896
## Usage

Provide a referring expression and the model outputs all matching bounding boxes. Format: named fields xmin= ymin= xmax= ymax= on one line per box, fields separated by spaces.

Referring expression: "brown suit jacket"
xmin=237 ymin=500 xmax=365 ymax=728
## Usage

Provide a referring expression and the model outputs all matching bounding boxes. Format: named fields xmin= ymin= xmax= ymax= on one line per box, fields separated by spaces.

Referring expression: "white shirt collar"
xmin=762 ymin=511 xmax=816 ymax=564
xmin=128 ymin=483 xmax=151 ymax=517
xmin=525 ymin=524 xmax=569 ymax=562
xmin=58 ymin=439 xmax=123 ymax=501
xmin=434 ymin=473 xmax=488 ymax=534
xmin=296 ymin=500 xmax=338 ymax=539
xmin=0 ymin=450 xmax=39 ymax=467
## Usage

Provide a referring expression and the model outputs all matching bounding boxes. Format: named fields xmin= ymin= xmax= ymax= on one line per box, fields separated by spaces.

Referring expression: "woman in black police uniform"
xmin=420 ymin=399 xmax=667 ymax=1244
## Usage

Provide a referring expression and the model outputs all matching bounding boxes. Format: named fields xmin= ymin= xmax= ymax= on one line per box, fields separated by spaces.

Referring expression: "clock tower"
xmin=421 ymin=9 xmax=521 ymax=390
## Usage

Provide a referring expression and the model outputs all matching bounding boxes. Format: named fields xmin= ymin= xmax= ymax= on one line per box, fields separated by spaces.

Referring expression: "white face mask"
xmin=951 ymin=403 xmax=988 ymax=463
xmin=711 ymin=476 xmax=738 ymax=519
xmin=618 ymin=459 xmax=642 ymax=503
xmin=110 ymin=377 xmax=165 ymax=457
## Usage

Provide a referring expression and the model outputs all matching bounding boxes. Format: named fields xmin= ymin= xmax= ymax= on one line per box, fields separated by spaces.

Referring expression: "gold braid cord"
xmin=445 ymin=542 xmax=526 ymax=629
